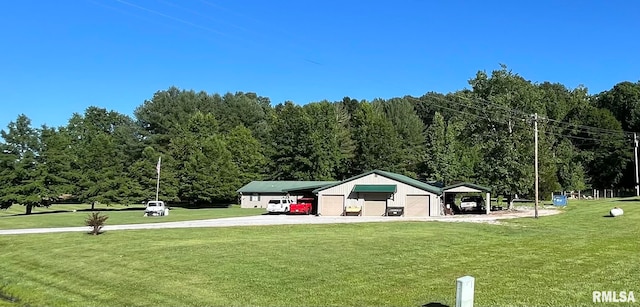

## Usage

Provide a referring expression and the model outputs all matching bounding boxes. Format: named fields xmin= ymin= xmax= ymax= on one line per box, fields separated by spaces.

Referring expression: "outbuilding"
xmin=313 ymin=170 xmax=442 ymax=217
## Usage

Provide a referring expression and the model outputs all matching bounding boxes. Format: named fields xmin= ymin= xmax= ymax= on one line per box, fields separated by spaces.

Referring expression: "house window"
xmin=250 ymin=194 xmax=260 ymax=201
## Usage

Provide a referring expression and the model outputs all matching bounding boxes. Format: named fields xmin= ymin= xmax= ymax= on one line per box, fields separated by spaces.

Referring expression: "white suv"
xmin=266 ymin=198 xmax=294 ymax=214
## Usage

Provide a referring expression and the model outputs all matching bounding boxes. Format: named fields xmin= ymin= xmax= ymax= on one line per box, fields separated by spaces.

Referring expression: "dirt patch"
xmin=438 ymin=208 xmax=562 ymax=224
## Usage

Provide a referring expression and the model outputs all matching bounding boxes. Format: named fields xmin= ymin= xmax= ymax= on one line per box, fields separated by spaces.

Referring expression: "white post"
xmin=485 ymin=192 xmax=490 ymax=215
xmin=456 ymin=276 xmax=475 ymax=307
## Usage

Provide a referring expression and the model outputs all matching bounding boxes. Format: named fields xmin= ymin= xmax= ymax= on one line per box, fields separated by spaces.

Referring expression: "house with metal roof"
xmin=312 ymin=170 xmax=443 ymax=217
xmin=237 ymin=181 xmax=338 ymax=208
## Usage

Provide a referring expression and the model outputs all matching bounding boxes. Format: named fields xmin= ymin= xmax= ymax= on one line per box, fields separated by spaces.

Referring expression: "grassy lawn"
xmin=0 ymin=199 xmax=638 ymax=306
xmin=0 ymin=204 xmax=265 ymax=229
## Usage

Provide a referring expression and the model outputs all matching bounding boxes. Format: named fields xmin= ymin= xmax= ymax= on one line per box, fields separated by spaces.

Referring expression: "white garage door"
xmin=363 ymin=193 xmax=387 ymax=216
xmin=320 ymin=195 xmax=344 ymax=216
xmin=405 ymin=195 xmax=429 ymax=217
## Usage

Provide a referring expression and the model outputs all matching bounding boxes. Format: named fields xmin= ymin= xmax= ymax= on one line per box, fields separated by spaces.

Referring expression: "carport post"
xmin=485 ymin=192 xmax=490 ymax=215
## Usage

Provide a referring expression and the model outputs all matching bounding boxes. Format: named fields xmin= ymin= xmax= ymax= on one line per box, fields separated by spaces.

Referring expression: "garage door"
xmin=320 ymin=195 xmax=344 ymax=216
xmin=405 ymin=195 xmax=429 ymax=217
xmin=363 ymin=193 xmax=387 ymax=216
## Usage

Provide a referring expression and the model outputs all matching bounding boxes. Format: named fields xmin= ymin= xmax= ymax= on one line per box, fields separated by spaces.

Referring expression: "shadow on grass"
xmin=85 ymin=231 xmax=106 ymax=236
xmin=422 ymin=303 xmax=449 ymax=307
xmin=171 ymin=204 xmax=233 ymax=209
xmin=0 ymin=285 xmax=21 ymax=305
xmin=616 ymin=198 xmax=640 ymax=202
xmin=6 ymin=210 xmax=70 ymax=216
xmin=76 ymin=207 xmax=143 ymax=212
xmin=1 ymin=206 xmax=144 ymax=217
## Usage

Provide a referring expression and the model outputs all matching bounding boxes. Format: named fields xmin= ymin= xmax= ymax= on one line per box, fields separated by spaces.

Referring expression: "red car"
xmin=289 ymin=198 xmax=314 ymax=215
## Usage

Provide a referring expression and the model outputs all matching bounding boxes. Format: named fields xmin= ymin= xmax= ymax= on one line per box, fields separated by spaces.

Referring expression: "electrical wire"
xmin=404 ymin=94 xmax=634 ymax=146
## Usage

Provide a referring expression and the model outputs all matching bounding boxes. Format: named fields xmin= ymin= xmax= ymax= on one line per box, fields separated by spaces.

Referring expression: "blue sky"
xmin=1 ymin=0 xmax=639 ymax=130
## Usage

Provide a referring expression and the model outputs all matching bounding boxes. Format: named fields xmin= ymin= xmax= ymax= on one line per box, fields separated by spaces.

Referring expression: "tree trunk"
xmin=507 ymin=195 xmax=515 ymax=210
xmin=91 ymin=201 xmax=95 ymax=211
xmin=26 ymin=204 xmax=33 ymax=215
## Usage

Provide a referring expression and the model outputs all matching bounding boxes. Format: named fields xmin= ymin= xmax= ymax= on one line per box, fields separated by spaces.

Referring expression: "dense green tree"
xmin=128 ymin=146 xmax=179 ymax=203
xmin=216 ymin=92 xmax=272 ymax=141
xmin=303 ymin=102 xmax=346 ymax=180
xmin=0 ymin=115 xmax=46 ymax=214
xmin=170 ymin=112 xmax=239 ymax=204
xmin=267 ymin=102 xmax=314 ymax=180
xmin=67 ymin=107 xmax=139 ymax=206
xmin=595 ymin=81 xmax=640 ymax=131
xmin=134 ymin=87 xmax=219 ymax=147
xmin=565 ymin=104 xmax=630 ymax=189
xmin=225 ymin=125 xmax=268 ymax=185
xmin=38 ymin=126 xmax=77 ymax=200
xmin=333 ymin=102 xmax=356 ymax=180
xmin=349 ymin=102 xmax=403 ymax=175
xmin=423 ymin=112 xmax=450 ymax=183
xmin=374 ymin=98 xmax=426 ymax=177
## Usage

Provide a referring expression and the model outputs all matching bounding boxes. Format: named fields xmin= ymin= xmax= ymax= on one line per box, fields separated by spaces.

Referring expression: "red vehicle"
xmin=289 ymin=198 xmax=314 ymax=215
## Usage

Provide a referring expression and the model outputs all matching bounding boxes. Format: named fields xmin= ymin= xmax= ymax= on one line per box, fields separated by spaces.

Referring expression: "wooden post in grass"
xmin=456 ymin=276 xmax=475 ymax=307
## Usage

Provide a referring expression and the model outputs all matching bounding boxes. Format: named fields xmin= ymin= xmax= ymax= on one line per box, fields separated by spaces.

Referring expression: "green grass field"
xmin=0 ymin=199 xmax=638 ymax=306
xmin=0 ymin=204 xmax=265 ymax=229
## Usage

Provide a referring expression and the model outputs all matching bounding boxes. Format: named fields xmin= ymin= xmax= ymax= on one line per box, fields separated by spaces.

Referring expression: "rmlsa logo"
xmin=593 ymin=291 xmax=636 ymax=303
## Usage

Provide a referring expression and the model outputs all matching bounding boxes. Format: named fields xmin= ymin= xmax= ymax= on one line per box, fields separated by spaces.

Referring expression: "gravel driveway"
xmin=0 ymin=209 xmax=560 ymax=235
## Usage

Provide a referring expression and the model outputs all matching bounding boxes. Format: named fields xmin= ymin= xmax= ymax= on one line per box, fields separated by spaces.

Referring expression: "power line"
xmin=96 ymin=0 xmax=324 ymax=66
xmin=403 ymin=94 xmax=636 ymax=148
xmin=544 ymin=117 xmax=635 ymax=136
xmin=113 ymin=0 xmax=229 ymax=37
xmin=414 ymin=93 xmax=637 ymax=138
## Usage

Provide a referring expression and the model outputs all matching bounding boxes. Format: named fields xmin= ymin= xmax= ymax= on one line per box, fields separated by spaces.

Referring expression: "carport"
xmin=283 ymin=182 xmax=338 ymax=215
xmin=442 ymin=183 xmax=492 ymax=215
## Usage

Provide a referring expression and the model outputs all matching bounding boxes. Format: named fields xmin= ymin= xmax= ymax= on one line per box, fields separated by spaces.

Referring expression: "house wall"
xmin=239 ymin=193 xmax=302 ymax=208
xmin=317 ymin=173 xmax=441 ymax=216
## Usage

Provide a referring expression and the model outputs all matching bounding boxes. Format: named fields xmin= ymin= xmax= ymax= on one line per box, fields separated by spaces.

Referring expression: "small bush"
xmin=85 ymin=212 xmax=109 ymax=235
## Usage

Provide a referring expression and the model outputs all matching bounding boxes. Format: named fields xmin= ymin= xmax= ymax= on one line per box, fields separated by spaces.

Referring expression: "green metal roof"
xmin=352 ymin=184 xmax=397 ymax=193
xmin=313 ymin=170 xmax=442 ymax=195
xmin=237 ymin=181 xmax=338 ymax=194
xmin=442 ymin=182 xmax=492 ymax=192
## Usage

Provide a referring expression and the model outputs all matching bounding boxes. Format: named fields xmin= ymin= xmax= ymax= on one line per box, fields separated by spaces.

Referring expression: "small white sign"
xmin=593 ymin=291 xmax=636 ymax=303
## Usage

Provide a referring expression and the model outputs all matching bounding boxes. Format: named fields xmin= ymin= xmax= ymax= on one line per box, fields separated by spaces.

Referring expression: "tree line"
xmin=2 ymin=66 xmax=640 ymax=214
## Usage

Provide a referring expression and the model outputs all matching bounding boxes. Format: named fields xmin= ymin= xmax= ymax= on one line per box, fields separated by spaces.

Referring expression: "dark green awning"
xmin=352 ymin=184 xmax=397 ymax=193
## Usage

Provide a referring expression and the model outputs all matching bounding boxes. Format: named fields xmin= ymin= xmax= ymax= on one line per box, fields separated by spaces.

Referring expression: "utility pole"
xmin=534 ymin=113 xmax=539 ymax=219
xmin=635 ymin=133 xmax=639 ymax=197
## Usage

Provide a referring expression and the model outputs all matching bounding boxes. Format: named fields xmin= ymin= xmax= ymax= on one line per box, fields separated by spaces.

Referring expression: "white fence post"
xmin=456 ymin=275 xmax=475 ymax=307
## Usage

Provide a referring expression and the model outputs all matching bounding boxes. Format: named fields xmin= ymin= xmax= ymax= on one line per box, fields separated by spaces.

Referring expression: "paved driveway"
xmin=0 ymin=209 xmax=560 ymax=235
